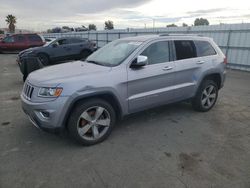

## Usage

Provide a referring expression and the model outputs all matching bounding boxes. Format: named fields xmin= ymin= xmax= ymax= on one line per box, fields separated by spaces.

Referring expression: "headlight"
xmin=38 ymin=87 xmax=63 ymax=97
xmin=26 ymin=50 xmax=34 ymax=54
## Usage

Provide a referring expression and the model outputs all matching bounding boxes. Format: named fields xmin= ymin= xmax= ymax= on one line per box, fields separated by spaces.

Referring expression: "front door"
xmin=127 ymin=41 xmax=176 ymax=113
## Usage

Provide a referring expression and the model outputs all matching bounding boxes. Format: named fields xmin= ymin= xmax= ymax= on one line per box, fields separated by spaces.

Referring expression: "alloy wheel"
xmin=77 ymin=106 xmax=111 ymax=141
xmin=201 ymin=85 xmax=217 ymax=109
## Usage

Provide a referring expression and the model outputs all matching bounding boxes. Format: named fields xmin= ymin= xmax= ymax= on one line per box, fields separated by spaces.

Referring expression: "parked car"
xmin=17 ymin=37 xmax=97 ymax=81
xmin=21 ymin=34 xmax=226 ymax=145
xmin=0 ymin=33 xmax=45 ymax=53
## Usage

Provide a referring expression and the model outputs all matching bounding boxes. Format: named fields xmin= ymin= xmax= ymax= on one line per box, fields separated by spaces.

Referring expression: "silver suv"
xmin=21 ymin=34 xmax=226 ymax=145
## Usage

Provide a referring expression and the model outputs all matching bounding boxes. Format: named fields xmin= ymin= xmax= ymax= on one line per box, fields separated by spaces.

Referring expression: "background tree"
xmin=0 ymin=30 xmax=4 ymax=34
xmin=167 ymin=23 xmax=177 ymax=27
xmin=6 ymin=14 xmax=17 ymax=33
xmin=194 ymin=18 xmax=209 ymax=26
xmin=88 ymin=24 xmax=97 ymax=31
xmin=104 ymin=20 xmax=114 ymax=30
xmin=182 ymin=23 xmax=188 ymax=27
xmin=51 ymin=27 xmax=62 ymax=33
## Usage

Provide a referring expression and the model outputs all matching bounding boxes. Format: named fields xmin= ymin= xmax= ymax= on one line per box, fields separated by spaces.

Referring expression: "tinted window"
xmin=195 ymin=40 xmax=217 ymax=57
xmin=28 ymin=34 xmax=42 ymax=42
xmin=141 ymin=41 xmax=170 ymax=64
xmin=70 ymin=38 xmax=85 ymax=43
xmin=15 ymin=35 xmax=26 ymax=42
xmin=3 ymin=36 xmax=14 ymax=43
xmin=174 ymin=40 xmax=196 ymax=60
xmin=57 ymin=39 xmax=69 ymax=45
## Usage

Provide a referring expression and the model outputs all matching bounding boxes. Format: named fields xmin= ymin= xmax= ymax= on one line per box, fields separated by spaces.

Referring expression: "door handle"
xmin=162 ymin=66 xmax=173 ymax=71
xmin=196 ymin=60 xmax=205 ymax=64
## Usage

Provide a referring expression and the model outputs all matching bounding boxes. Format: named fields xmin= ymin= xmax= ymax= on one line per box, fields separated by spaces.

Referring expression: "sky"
xmin=0 ymin=0 xmax=250 ymax=31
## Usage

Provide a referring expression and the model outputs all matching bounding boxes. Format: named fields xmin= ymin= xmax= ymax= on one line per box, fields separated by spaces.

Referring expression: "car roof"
xmin=119 ymin=34 xmax=211 ymax=42
xmin=56 ymin=37 xmax=87 ymax=40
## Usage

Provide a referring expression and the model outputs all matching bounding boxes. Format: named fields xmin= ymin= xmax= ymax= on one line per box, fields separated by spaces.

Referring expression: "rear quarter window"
xmin=194 ymin=40 xmax=217 ymax=57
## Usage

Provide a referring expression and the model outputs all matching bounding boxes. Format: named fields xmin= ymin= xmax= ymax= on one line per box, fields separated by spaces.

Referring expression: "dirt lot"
xmin=0 ymin=54 xmax=250 ymax=188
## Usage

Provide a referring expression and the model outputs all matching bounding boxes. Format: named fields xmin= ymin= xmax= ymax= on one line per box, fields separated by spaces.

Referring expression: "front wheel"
xmin=68 ymin=98 xmax=116 ymax=145
xmin=192 ymin=80 xmax=218 ymax=112
xmin=37 ymin=53 xmax=49 ymax=66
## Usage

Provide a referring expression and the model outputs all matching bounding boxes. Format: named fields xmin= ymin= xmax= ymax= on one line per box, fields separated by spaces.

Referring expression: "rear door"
xmin=50 ymin=38 xmax=73 ymax=61
xmin=69 ymin=38 xmax=87 ymax=56
xmin=13 ymin=35 xmax=27 ymax=51
xmin=127 ymin=40 xmax=176 ymax=113
xmin=27 ymin=34 xmax=43 ymax=48
xmin=172 ymin=39 xmax=215 ymax=100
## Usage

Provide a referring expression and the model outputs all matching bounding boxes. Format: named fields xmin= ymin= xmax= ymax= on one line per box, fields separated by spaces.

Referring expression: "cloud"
xmin=0 ymin=0 xmax=250 ymax=30
xmin=186 ymin=8 xmax=227 ymax=15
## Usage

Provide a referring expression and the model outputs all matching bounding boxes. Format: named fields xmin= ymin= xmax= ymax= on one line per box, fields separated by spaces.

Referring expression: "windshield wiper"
xmin=85 ymin=60 xmax=110 ymax=66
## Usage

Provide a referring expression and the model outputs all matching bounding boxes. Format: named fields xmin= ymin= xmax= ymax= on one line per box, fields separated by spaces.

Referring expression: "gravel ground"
xmin=0 ymin=54 xmax=250 ymax=188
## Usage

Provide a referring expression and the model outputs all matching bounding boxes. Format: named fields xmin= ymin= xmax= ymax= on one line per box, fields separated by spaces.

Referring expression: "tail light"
xmin=223 ymin=57 xmax=228 ymax=64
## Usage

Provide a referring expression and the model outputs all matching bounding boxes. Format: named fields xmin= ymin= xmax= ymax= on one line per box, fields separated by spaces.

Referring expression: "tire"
xmin=80 ymin=50 xmax=91 ymax=60
xmin=192 ymin=80 xmax=218 ymax=112
xmin=68 ymin=98 xmax=116 ymax=146
xmin=37 ymin=53 xmax=49 ymax=66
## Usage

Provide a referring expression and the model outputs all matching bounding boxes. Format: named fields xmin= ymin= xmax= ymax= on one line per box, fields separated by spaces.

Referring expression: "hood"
xmin=28 ymin=61 xmax=112 ymax=86
xmin=19 ymin=46 xmax=42 ymax=56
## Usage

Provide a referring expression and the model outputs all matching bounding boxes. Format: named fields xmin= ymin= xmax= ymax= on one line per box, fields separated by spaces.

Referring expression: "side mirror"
xmin=131 ymin=55 xmax=148 ymax=68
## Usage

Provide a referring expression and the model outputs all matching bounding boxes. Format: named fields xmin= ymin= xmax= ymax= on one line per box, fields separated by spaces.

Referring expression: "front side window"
xmin=3 ymin=36 xmax=14 ymax=43
xmin=86 ymin=40 xmax=142 ymax=66
xmin=174 ymin=40 xmax=196 ymax=60
xmin=141 ymin=41 xmax=170 ymax=65
xmin=57 ymin=39 xmax=69 ymax=45
xmin=194 ymin=40 xmax=217 ymax=57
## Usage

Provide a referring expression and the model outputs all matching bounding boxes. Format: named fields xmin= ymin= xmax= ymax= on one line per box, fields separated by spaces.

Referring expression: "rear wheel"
xmin=37 ymin=53 xmax=49 ymax=66
xmin=192 ymin=80 xmax=218 ymax=112
xmin=68 ymin=98 xmax=116 ymax=145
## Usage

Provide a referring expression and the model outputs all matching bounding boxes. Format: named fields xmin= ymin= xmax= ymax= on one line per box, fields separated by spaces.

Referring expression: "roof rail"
xmin=159 ymin=33 xmax=203 ymax=37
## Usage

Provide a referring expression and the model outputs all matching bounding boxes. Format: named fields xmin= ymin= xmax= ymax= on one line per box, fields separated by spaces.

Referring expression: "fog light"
xmin=40 ymin=111 xmax=50 ymax=118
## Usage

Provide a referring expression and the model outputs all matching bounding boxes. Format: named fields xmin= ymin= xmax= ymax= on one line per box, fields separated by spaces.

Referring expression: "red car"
xmin=0 ymin=33 xmax=45 ymax=53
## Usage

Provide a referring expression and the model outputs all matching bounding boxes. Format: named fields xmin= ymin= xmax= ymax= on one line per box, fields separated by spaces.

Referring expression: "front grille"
xmin=23 ymin=83 xmax=34 ymax=100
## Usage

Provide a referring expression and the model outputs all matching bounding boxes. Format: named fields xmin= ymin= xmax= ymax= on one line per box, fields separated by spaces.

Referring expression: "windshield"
xmin=86 ymin=40 xmax=142 ymax=66
xmin=43 ymin=39 xmax=56 ymax=46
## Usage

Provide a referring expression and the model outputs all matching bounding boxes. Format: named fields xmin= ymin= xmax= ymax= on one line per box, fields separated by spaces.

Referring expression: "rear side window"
xmin=15 ymin=35 xmax=26 ymax=42
xmin=174 ymin=40 xmax=196 ymax=60
xmin=141 ymin=41 xmax=170 ymax=65
xmin=70 ymin=38 xmax=86 ymax=43
xmin=27 ymin=34 xmax=42 ymax=42
xmin=194 ymin=40 xmax=217 ymax=57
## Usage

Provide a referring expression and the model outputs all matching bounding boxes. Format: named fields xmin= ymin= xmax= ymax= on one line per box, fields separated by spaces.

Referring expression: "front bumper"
xmin=17 ymin=55 xmax=43 ymax=76
xmin=21 ymin=94 xmax=69 ymax=132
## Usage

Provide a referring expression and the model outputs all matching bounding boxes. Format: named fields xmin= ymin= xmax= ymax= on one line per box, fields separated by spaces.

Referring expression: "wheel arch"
xmin=62 ymin=92 xmax=123 ymax=129
xmin=37 ymin=52 xmax=50 ymax=59
xmin=199 ymin=73 xmax=222 ymax=90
